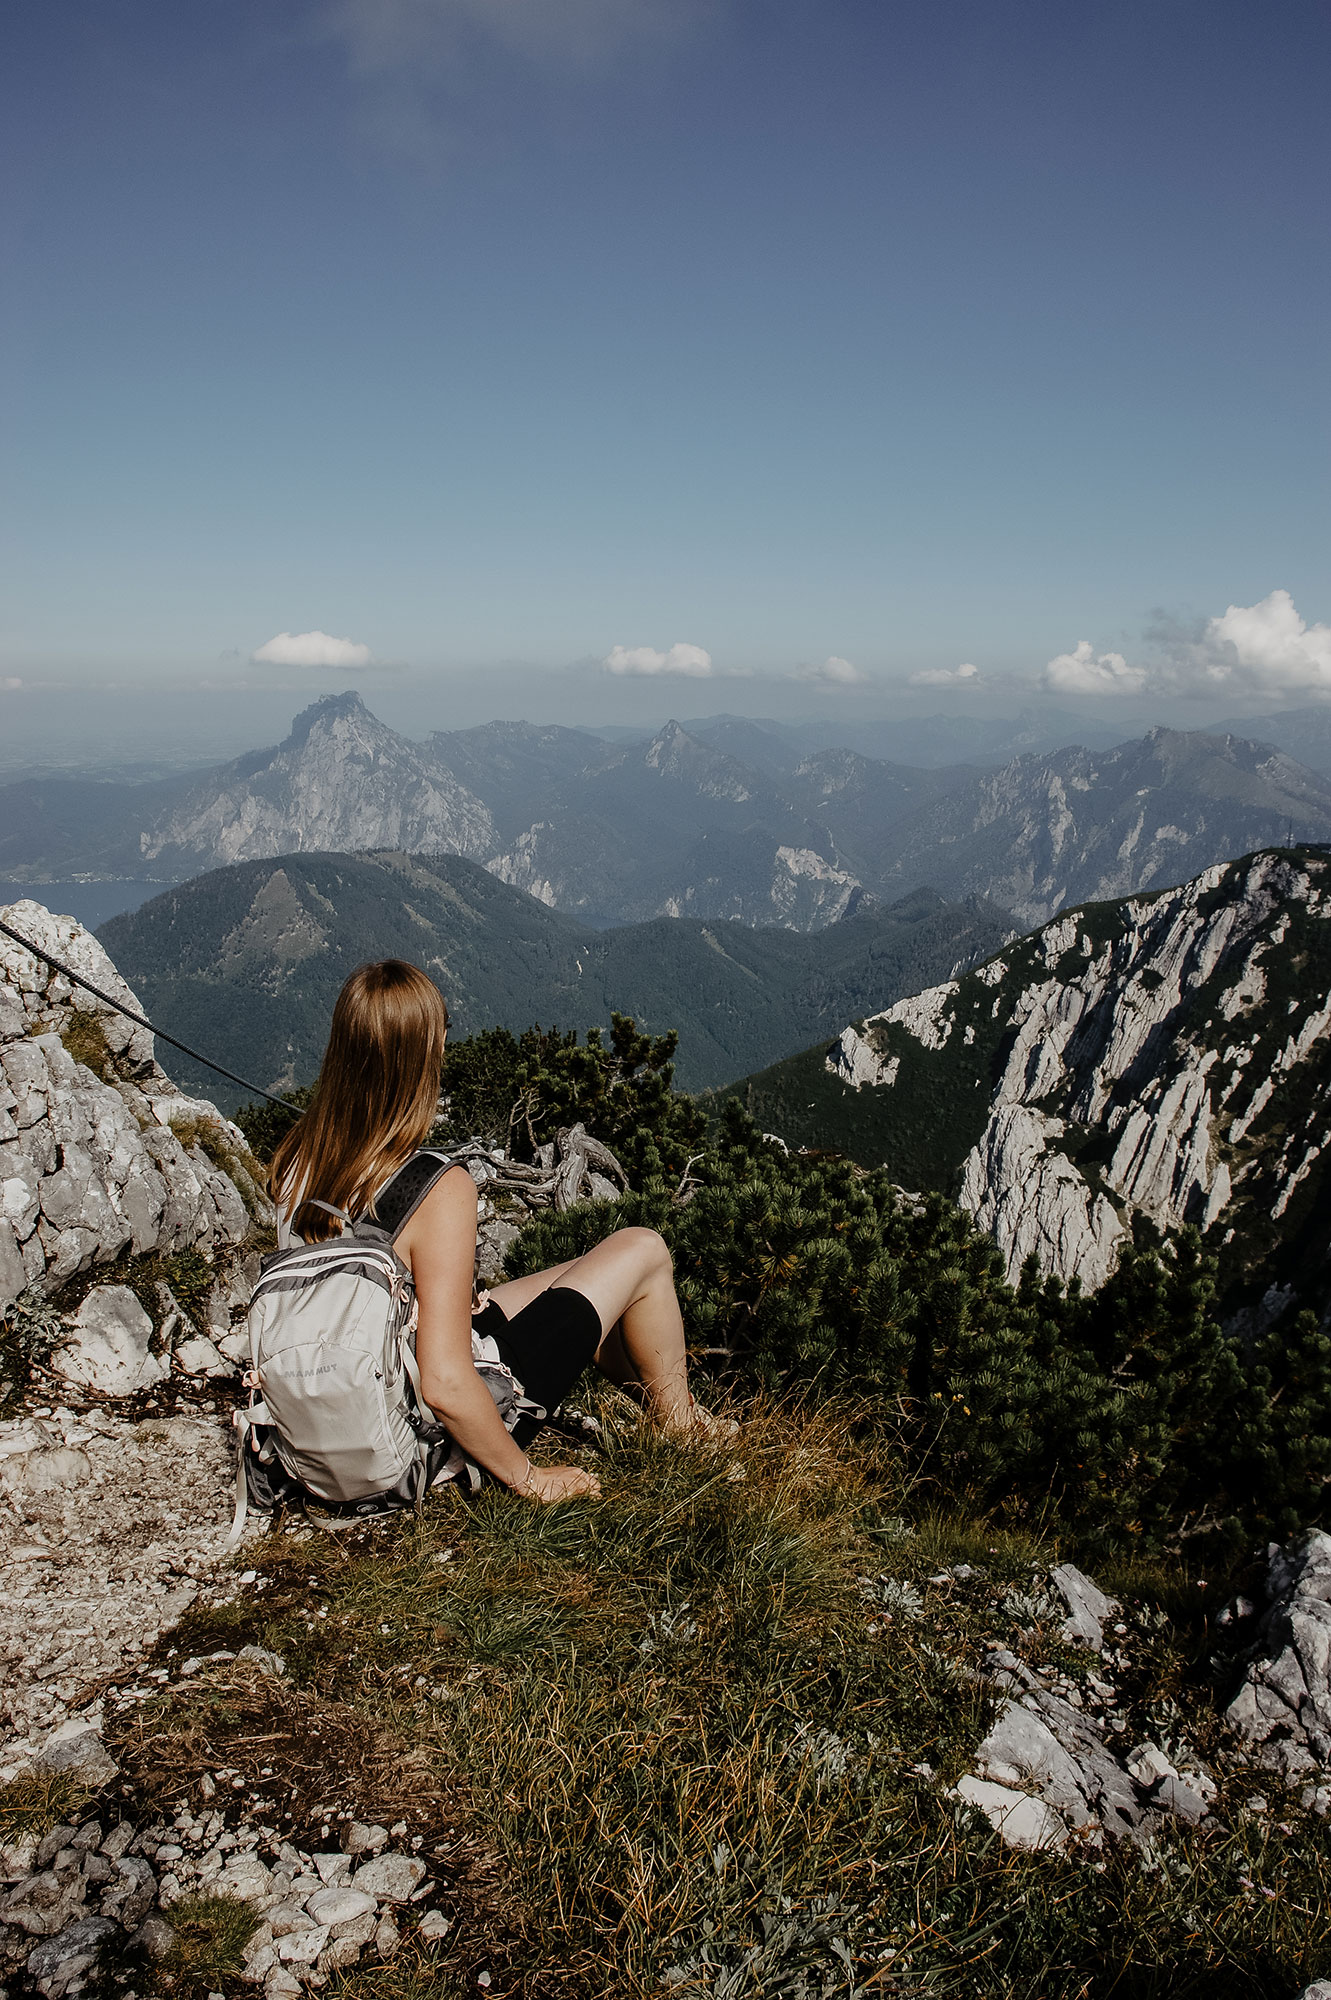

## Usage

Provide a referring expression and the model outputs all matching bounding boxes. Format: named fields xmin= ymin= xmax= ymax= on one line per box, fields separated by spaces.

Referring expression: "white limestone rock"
xmin=0 ymin=899 xmax=270 ymax=1310
xmin=1051 ymin=1564 xmax=1118 ymax=1651
xmin=34 ymin=1721 xmax=118 ymax=1788
xmin=173 ymin=1335 xmax=231 ymax=1378
xmin=51 ymin=1288 xmax=166 ymax=1396
xmin=277 ymin=1924 xmax=329 ymax=1965
xmin=817 ymin=849 xmax=1331 ymax=1293
xmin=306 ymin=1887 xmax=375 ymax=1929
xmin=1226 ymin=1532 xmax=1331 ymax=1776
xmin=950 ymin=1775 xmax=1067 ymax=1851
xmin=959 ymin=1107 xmax=1125 ymax=1292
xmin=972 ymin=1702 xmax=1097 ymax=1832
xmin=350 ymin=1853 xmax=425 ymax=1902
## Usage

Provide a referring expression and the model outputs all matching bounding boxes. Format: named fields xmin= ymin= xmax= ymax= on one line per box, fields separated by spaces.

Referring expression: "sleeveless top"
xmin=274 ymin=1150 xmax=452 ymax=1251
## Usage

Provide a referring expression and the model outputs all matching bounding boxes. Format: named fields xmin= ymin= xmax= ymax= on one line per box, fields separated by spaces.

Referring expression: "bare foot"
xmin=669 ymin=1396 xmax=740 ymax=1442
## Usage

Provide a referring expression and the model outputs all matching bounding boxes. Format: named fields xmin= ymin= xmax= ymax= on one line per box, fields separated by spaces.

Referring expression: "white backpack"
xmin=228 ymin=1150 xmax=543 ymax=1539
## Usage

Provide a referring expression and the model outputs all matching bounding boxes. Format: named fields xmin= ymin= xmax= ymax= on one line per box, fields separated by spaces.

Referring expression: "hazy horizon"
xmin=0 ymin=672 xmax=1318 ymax=779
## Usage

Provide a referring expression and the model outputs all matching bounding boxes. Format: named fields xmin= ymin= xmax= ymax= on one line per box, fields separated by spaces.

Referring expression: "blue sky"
xmin=2 ymin=0 xmax=1328 ymax=748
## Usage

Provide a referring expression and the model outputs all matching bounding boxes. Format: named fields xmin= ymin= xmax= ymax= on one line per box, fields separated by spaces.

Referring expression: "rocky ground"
xmin=4 ymin=1352 xmax=1330 ymax=2000
xmin=0 ymin=1375 xmax=472 ymax=2000
xmin=919 ymin=1545 xmax=1331 ymax=1852
xmin=0 ymin=1398 xmax=235 ymax=1751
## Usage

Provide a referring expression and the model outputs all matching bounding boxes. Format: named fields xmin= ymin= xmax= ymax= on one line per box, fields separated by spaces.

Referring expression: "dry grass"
xmin=58 ymin=1007 xmax=114 ymax=1081
xmin=109 ymin=1657 xmax=455 ymax=1855
xmin=0 ymin=1769 xmax=92 ymax=1841
xmin=110 ymin=1394 xmax=1331 ymax=1999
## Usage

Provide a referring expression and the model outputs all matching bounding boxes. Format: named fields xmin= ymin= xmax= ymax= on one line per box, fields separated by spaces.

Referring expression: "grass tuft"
xmin=158 ymin=1892 xmax=258 ymax=1990
xmin=0 ymin=1770 xmax=92 ymax=1841
xmin=59 ymin=1007 xmax=114 ymax=1081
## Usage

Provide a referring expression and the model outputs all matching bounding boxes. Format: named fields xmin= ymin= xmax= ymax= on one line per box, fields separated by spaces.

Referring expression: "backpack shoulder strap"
xmin=367 ymin=1149 xmax=466 ymax=1242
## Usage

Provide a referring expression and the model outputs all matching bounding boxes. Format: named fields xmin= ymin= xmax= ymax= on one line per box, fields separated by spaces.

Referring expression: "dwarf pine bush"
xmin=510 ymin=1104 xmax=1331 ymax=1558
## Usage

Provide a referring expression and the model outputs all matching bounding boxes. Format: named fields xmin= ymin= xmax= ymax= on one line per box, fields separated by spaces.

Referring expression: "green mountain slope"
xmin=95 ymin=851 xmax=1010 ymax=1107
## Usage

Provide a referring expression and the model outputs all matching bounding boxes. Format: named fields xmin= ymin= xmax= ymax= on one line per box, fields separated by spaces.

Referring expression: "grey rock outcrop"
xmin=823 ymin=848 xmax=1331 ymax=1296
xmin=34 ymin=1721 xmax=119 ymax=1788
xmin=954 ymin=1638 xmax=1214 ymax=1851
xmin=25 ymin=1914 xmax=117 ymax=1999
xmin=1051 ymin=1564 xmax=1117 ymax=1651
xmin=0 ymin=899 xmax=269 ymax=1310
xmin=1226 ymin=1531 xmax=1331 ymax=1777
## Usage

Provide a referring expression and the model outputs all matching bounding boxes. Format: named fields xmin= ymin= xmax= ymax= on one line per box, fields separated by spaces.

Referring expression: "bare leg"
xmin=487 ymin=1229 xmax=691 ymax=1426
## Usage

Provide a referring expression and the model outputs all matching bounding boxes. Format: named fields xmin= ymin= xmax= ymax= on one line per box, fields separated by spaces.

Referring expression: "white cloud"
xmin=796 ymin=655 xmax=868 ymax=686
xmin=604 ymin=642 xmax=714 ymax=677
xmin=1202 ymin=589 xmax=1331 ymax=697
xmin=251 ymin=630 xmax=374 ymax=669
xmin=1043 ymin=591 xmax=1331 ymax=703
xmin=909 ymin=661 xmax=981 ymax=688
xmin=1042 ymin=640 xmax=1147 ymax=698
xmin=0 ymin=677 xmax=21 ymax=692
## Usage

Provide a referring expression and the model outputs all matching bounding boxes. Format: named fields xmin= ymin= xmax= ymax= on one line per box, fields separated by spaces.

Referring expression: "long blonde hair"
xmin=271 ymin=960 xmax=449 ymax=1242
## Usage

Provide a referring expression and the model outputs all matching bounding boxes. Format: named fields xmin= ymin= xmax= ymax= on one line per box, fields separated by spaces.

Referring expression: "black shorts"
xmin=473 ymin=1286 xmax=603 ymax=1443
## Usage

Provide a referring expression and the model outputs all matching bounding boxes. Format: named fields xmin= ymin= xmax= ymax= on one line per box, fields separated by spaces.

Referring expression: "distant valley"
xmin=90 ymin=852 xmax=1009 ymax=1106
xmin=6 ymin=691 xmax=1331 ymax=934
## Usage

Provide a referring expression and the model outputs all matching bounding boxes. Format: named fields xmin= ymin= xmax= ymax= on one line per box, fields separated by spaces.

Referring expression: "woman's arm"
xmin=398 ymin=1170 xmax=599 ymax=1501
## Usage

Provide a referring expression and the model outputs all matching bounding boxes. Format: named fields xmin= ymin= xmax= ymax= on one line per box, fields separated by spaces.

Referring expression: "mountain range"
xmin=721 ymin=845 xmax=1331 ymax=1328
xmin=7 ymin=692 xmax=1331 ymax=933
xmin=91 ymin=853 xmax=1009 ymax=1106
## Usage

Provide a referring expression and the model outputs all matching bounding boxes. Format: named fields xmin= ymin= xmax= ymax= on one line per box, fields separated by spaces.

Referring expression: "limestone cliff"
xmin=0 ymin=901 xmax=268 ymax=1311
xmin=745 ymin=848 xmax=1331 ymax=1318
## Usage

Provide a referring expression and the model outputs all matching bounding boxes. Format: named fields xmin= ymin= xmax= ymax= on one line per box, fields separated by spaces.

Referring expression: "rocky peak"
xmin=139 ymin=699 xmax=496 ymax=873
xmin=284 ymin=689 xmax=374 ymax=747
xmin=642 ymin=722 xmax=754 ymax=801
xmin=866 ymin=727 xmax=1331 ymax=927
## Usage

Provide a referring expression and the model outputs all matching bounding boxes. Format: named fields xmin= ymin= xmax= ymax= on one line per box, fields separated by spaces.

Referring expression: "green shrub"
xmin=433 ymin=1013 xmax=707 ymax=1179
xmin=234 ymin=1082 xmax=315 ymax=1166
xmin=0 ymin=1288 xmax=67 ymax=1412
xmin=509 ymin=1104 xmax=1331 ymax=1559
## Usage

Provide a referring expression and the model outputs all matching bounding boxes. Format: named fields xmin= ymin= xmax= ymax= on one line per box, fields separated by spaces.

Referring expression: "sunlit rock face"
xmin=0 ymin=900 xmax=267 ymax=1310
xmin=826 ymin=848 xmax=1331 ymax=1309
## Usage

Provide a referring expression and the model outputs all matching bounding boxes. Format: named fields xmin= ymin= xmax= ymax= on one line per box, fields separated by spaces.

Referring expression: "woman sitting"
xmin=271 ymin=959 xmax=720 ymax=1504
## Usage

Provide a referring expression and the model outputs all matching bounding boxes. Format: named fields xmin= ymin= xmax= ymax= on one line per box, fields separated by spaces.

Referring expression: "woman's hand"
xmin=525 ymin=1463 xmax=601 ymax=1503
